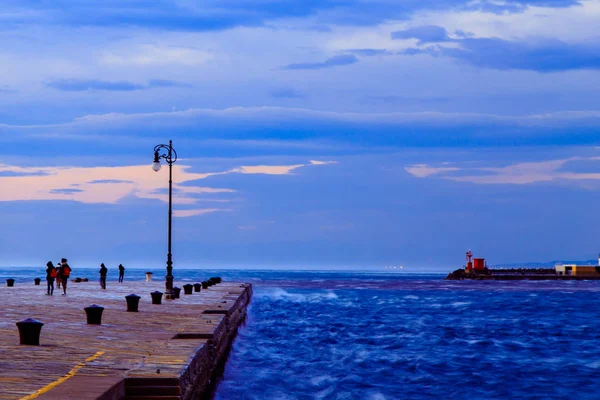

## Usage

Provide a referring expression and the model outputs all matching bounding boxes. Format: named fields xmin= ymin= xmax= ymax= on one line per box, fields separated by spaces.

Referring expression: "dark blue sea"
xmin=4 ymin=268 xmax=600 ymax=399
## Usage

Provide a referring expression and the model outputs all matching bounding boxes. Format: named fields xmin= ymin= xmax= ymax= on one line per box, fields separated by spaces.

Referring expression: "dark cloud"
xmin=49 ymin=188 xmax=84 ymax=194
xmin=0 ymin=171 xmax=49 ymax=177
xmin=88 ymin=179 xmax=135 ymax=184
xmin=281 ymin=54 xmax=358 ymax=70
xmin=47 ymin=79 xmax=191 ymax=91
xmin=0 ymin=0 xmax=581 ymax=32
xmin=395 ymin=26 xmax=600 ymax=72
xmin=392 ymin=25 xmax=450 ymax=44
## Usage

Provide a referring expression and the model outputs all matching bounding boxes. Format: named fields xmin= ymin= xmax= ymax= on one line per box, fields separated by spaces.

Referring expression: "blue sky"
xmin=1 ymin=0 xmax=600 ymax=270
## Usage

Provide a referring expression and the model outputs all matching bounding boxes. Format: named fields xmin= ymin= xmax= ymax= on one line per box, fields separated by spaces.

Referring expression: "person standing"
xmin=60 ymin=258 xmax=71 ymax=295
xmin=45 ymin=261 xmax=56 ymax=295
xmin=118 ymin=264 xmax=125 ymax=283
xmin=99 ymin=263 xmax=107 ymax=289
xmin=55 ymin=262 xmax=62 ymax=289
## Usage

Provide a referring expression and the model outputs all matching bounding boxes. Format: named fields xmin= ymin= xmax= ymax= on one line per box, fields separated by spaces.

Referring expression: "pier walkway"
xmin=0 ymin=278 xmax=252 ymax=400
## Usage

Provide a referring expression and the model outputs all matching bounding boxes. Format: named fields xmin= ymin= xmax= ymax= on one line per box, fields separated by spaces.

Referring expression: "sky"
xmin=1 ymin=0 xmax=600 ymax=270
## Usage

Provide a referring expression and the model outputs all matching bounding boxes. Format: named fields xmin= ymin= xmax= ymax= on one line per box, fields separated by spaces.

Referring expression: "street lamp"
xmin=152 ymin=140 xmax=178 ymax=299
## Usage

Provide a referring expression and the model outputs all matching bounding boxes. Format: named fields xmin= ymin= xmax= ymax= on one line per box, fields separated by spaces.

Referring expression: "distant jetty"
xmin=445 ymin=250 xmax=600 ymax=280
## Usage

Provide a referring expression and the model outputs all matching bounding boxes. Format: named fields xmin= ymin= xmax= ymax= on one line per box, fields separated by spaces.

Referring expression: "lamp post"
xmin=152 ymin=140 xmax=178 ymax=300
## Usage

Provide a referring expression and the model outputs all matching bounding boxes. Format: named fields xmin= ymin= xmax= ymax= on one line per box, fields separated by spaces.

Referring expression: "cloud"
xmin=101 ymin=45 xmax=212 ymax=66
xmin=232 ymin=160 xmax=336 ymax=175
xmin=46 ymin=79 xmax=191 ymax=92
xmin=395 ymin=25 xmax=600 ymax=72
xmin=391 ymin=25 xmax=450 ymax=44
xmin=0 ymin=160 xmax=335 ymax=211
xmin=281 ymin=54 xmax=358 ymax=70
xmin=404 ymin=164 xmax=460 ymax=178
xmin=404 ymin=157 xmax=600 ymax=185
xmin=3 ymin=107 xmax=600 ymax=150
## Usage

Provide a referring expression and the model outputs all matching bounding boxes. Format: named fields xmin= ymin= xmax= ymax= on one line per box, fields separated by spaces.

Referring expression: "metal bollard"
xmin=173 ymin=287 xmax=181 ymax=299
xmin=125 ymin=294 xmax=141 ymax=312
xmin=6 ymin=279 xmax=15 ymax=287
xmin=16 ymin=318 xmax=44 ymax=345
xmin=183 ymin=284 xmax=193 ymax=295
xmin=151 ymin=291 xmax=163 ymax=305
xmin=84 ymin=304 xmax=104 ymax=325
xmin=193 ymin=283 xmax=202 ymax=292
xmin=34 ymin=278 xmax=41 ymax=286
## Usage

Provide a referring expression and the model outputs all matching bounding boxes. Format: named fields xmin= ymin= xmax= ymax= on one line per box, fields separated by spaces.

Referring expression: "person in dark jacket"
xmin=45 ymin=261 xmax=56 ymax=295
xmin=60 ymin=258 xmax=71 ymax=295
xmin=99 ymin=263 xmax=107 ymax=289
xmin=118 ymin=264 xmax=125 ymax=283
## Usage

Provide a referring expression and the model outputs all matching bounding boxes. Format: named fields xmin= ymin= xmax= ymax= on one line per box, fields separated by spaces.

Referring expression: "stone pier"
xmin=0 ymin=278 xmax=252 ymax=400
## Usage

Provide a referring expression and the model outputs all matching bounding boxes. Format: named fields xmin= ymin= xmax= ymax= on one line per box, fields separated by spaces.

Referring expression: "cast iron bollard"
xmin=6 ymin=278 xmax=15 ymax=287
xmin=210 ymin=277 xmax=222 ymax=284
xmin=151 ymin=291 xmax=163 ymax=305
xmin=125 ymin=294 xmax=141 ymax=312
xmin=183 ymin=284 xmax=193 ymax=295
xmin=84 ymin=304 xmax=104 ymax=325
xmin=194 ymin=283 xmax=202 ymax=292
xmin=201 ymin=281 xmax=209 ymax=289
xmin=34 ymin=278 xmax=41 ymax=286
xmin=173 ymin=287 xmax=181 ymax=299
xmin=145 ymin=272 xmax=153 ymax=282
xmin=16 ymin=318 xmax=44 ymax=345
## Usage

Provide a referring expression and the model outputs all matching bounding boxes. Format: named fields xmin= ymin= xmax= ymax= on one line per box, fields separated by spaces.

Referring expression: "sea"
xmin=3 ymin=267 xmax=600 ymax=399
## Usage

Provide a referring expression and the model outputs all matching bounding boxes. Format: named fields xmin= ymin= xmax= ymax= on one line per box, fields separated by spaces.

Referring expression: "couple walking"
xmin=98 ymin=263 xmax=125 ymax=289
xmin=45 ymin=258 xmax=71 ymax=295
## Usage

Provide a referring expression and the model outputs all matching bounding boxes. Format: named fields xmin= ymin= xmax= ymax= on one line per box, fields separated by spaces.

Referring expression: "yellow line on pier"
xmin=20 ymin=351 xmax=105 ymax=400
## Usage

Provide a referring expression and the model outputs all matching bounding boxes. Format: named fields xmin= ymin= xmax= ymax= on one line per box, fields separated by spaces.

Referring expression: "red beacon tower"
xmin=466 ymin=250 xmax=473 ymax=272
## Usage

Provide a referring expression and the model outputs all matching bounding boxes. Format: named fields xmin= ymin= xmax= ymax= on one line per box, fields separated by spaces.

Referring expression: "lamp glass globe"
xmin=152 ymin=161 xmax=162 ymax=172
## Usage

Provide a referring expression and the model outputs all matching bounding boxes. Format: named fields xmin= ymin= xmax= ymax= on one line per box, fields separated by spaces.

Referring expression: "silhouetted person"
xmin=118 ymin=264 xmax=125 ymax=283
xmin=99 ymin=263 xmax=107 ymax=289
xmin=45 ymin=261 xmax=56 ymax=295
xmin=60 ymin=258 xmax=71 ymax=295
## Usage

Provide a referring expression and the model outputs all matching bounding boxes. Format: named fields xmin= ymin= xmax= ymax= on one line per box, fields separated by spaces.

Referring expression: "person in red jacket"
xmin=59 ymin=258 xmax=71 ymax=295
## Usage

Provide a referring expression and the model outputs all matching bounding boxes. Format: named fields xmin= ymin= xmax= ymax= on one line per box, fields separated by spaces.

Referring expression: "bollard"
xmin=202 ymin=281 xmax=209 ymax=289
xmin=125 ymin=294 xmax=141 ymax=312
xmin=6 ymin=278 xmax=15 ymax=287
xmin=145 ymin=272 xmax=153 ymax=282
xmin=151 ymin=291 xmax=163 ymax=305
xmin=183 ymin=284 xmax=193 ymax=295
xmin=173 ymin=287 xmax=181 ymax=299
xmin=16 ymin=318 xmax=44 ymax=345
xmin=34 ymin=278 xmax=41 ymax=286
xmin=84 ymin=304 xmax=104 ymax=325
xmin=194 ymin=283 xmax=202 ymax=292
xmin=210 ymin=277 xmax=222 ymax=284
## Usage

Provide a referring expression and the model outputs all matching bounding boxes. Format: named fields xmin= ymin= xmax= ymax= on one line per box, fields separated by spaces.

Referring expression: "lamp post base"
xmin=164 ymin=291 xmax=175 ymax=300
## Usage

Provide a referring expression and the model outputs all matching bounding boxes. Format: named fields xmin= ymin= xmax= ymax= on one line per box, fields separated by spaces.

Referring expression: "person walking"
xmin=55 ymin=262 xmax=62 ymax=289
xmin=60 ymin=258 xmax=71 ymax=295
xmin=118 ymin=264 xmax=125 ymax=283
xmin=99 ymin=263 xmax=107 ymax=290
xmin=45 ymin=261 xmax=56 ymax=295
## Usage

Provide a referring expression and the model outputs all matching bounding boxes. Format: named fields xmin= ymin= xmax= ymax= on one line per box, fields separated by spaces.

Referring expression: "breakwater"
xmin=0 ymin=278 xmax=252 ymax=399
